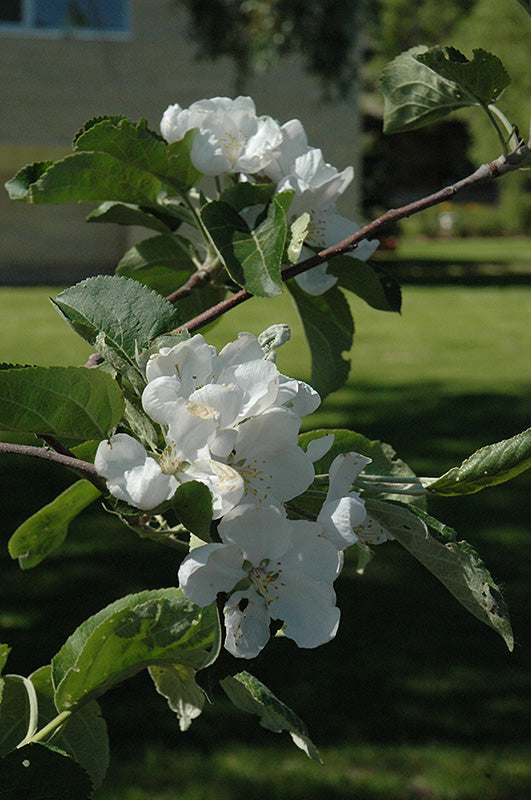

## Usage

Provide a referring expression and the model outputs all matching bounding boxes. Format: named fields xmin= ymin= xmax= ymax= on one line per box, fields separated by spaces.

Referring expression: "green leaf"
xmin=0 ymin=743 xmax=93 ymax=800
xmin=516 ymin=0 xmax=531 ymax=17
xmin=429 ymin=427 xmax=531 ymax=496
xmin=171 ymin=481 xmax=213 ymax=539
xmin=8 ymin=480 xmax=101 ymax=570
xmin=52 ymin=589 xmax=221 ymax=710
xmin=53 ymin=275 xmax=182 ymax=362
xmin=117 ymin=233 xmax=197 ymax=276
xmin=366 ymin=500 xmax=514 ymax=650
xmin=329 ymin=256 xmax=402 ymax=312
xmin=149 ymin=664 xmax=206 ymax=731
xmin=0 ymin=675 xmax=33 ymax=757
xmin=378 ymin=45 xmax=510 ymax=134
xmin=8 ymin=118 xmax=201 ymax=209
xmin=287 ymin=281 xmax=353 ymax=398
xmin=219 ymin=181 xmax=276 ymax=212
xmin=0 ymin=366 xmax=124 ymax=440
xmin=286 ymin=213 xmax=310 ymax=264
xmin=30 ymin=666 xmax=109 ymax=791
xmin=87 ymin=201 xmax=178 ymax=233
xmin=76 ymin=117 xmax=202 ymax=191
xmin=0 ymin=647 xmax=9 ymax=676
xmin=201 ymin=198 xmax=286 ymax=297
xmin=300 ymin=428 xmax=416 ymax=483
xmin=220 ymin=672 xmax=321 ymax=762
xmin=4 ymin=161 xmax=54 ymax=201
xmin=25 ymin=151 xmax=164 ymax=205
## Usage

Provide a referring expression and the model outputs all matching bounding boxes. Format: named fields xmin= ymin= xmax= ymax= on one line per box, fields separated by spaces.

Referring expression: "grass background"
xmin=1 ymin=245 xmax=530 ymax=799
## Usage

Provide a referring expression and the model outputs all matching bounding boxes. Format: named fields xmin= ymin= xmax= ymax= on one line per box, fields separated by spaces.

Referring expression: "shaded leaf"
xmin=0 ymin=676 xmax=32 ymax=757
xmin=379 ymin=45 xmax=510 ymax=134
xmin=87 ymin=201 xmax=178 ymax=233
xmin=30 ymin=666 xmax=109 ymax=791
xmin=0 ymin=647 xmax=9 ymax=676
xmin=201 ymin=198 xmax=286 ymax=297
xmin=221 ymin=671 xmax=321 ymax=762
xmin=117 ymin=233 xmax=196 ymax=275
xmin=8 ymin=480 xmax=101 ymax=570
xmin=0 ymin=743 xmax=93 ymax=800
xmin=287 ymin=281 xmax=353 ymax=397
xmin=149 ymin=664 xmax=206 ymax=731
xmin=4 ymin=161 xmax=54 ymax=201
xmin=366 ymin=500 xmax=513 ymax=650
xmin=219 ymin=181 xmax=276 ymax=212
xmin=0 ymin=366 xmax=124 ymax=441
xmin=52 ymin=588 xmax=220 ymax=710
xmin=329 ymin=255 xmax=401 ymax=312
xmin=171 ymin=481 xmax=213 ymax=539
xmin=429 ymin=427 xmax=531 ymax=495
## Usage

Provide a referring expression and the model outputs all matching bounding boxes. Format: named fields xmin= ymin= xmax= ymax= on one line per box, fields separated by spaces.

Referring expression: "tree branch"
xmin=0 ymin=442 xmax=107 ymax=494
xmin=176 ymin=141 xmax=530 ymax=334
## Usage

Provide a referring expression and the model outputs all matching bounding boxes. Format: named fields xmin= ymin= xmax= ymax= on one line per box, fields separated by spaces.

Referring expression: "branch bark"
xmin=176 ymin=141 xmax=530 ymax=334
xmin=0 ymin=441 xmax=107 ymax=494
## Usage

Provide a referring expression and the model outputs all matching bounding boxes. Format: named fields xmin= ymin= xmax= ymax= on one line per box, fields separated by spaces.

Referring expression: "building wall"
xmin=1 ymin=1 xmax=361 ymax=284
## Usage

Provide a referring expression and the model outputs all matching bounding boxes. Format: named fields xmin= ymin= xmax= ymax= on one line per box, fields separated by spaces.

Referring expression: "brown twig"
xmin=175 ymin=141 xmax=529 ymax=335
xmin=0 ymin=441 xmax=107 ymax=494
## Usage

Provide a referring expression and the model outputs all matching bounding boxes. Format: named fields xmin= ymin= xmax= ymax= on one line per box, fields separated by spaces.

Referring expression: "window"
xmin=0 ymin=0 xmax=130 ymax=38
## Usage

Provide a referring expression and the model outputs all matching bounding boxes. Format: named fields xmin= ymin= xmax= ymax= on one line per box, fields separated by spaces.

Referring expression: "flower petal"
xmin=178 ymin=542 xmax=245 ymax=606
xmin=223 ymin=590 xmax=271 ymax=658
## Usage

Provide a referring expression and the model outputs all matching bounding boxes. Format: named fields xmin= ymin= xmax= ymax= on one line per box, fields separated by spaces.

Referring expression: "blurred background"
xmin=1 ymin=1 xmax=530 ymax=798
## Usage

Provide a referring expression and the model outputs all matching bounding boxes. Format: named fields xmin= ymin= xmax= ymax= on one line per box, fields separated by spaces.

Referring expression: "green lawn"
xmin=1 ymin=280 xmax=530 ymax=800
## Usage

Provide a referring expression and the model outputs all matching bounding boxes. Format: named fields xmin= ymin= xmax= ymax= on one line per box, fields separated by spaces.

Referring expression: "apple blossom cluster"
xmin=160 ymin=96 xmax=379 ymax=296
xmin=95 ymin=328 xmax=391 ymax=659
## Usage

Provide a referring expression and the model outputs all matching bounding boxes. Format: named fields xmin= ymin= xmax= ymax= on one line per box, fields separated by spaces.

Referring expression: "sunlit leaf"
xmin=52 ymin=589 xmax=220 ymax=710
xmin=429 ymin=427 xmax=531 ymax=495
xmin=0 ymin=366 xmax=124 ymax=441
xmin=149 ymin=664 xmax=206 ymax=731
xmin=8 ymin=481 xmax=101 ymax=570
xmin=366 ymin=500 xmax=513 ymax=650
xmin=221 ymin=671 xmax=321 ymax=762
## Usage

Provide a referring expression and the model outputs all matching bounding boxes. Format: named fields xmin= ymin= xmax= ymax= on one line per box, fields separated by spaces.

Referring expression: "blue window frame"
xmin=0 ymin=0 xmax=130 ymax=37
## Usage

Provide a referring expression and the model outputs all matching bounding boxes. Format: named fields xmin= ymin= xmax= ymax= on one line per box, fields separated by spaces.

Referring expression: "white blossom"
xmin=160 ymin=96 xmax=283 ymax=176
xmin=317 ymin=452 xmax=369 ymax=549
xmin=178 ymin=504 xmax=342 ymax=658
xmin=95 ymin=399 xmax=244 ymax=516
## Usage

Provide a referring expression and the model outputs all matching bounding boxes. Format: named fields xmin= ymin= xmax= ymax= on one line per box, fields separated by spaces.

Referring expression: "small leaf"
xmin=171 ymin=481 xmax=214 ymax=539
xmin=117 ymin=233 xmax=196 ymax=276
xmin=0 ymin=366 xmax=124 ymax=440
xmin=429 ymin=427 xmax=531 ymax=495
xmin=201 ymin=199 xmax=286 ymax=297
xmin=286 ymin=213 xmax=310 ymax=264
xmin=219 ymin=181 xmax=276 ymax=212
xmin=4 ymin=161 xmax=54 ymax=201
xmin=378 ymin=45 xmax=510 ymax=134
xmin=0 ymin=743 xmax=93 ymax=800
xmin=416 ymin=47 xmax=510 ymax=106
xmin=53 ymin=275 xmax=182 ymax=362
xmin=87 ymin=201 xmax=179 ymax=233
xmin=366 ymin=500 xmax=513 ymax=650
xmin=221 ymin=671 xmax=321 ymax=762
xmin=30 ymin=666 xmax=109 ymax=791
xmin=149 ymin=664 xmax=206 ymax=731
xmin=287 ymin=281 xmax=353 ymax=398
xmin=8 ymin=480 xmax=101 ymax=570
xmin=52 ymin=589 xmax=221 ymax=710
xmin=328 ymin=255 xmax=401 ymax=312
